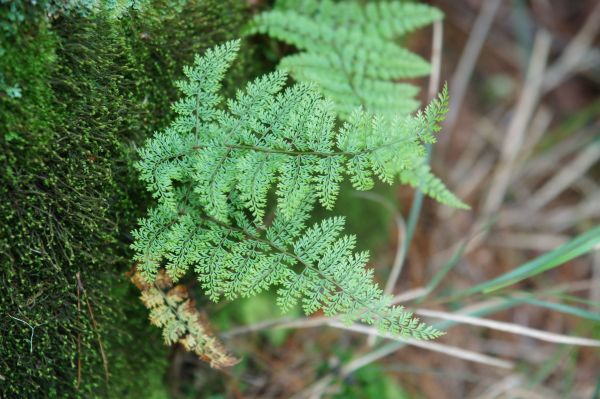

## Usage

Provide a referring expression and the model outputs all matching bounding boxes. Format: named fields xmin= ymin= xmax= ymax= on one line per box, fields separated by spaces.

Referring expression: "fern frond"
xmin=248 ymin=0 xmax=443 ymax=119
xmin=137 ymin=197 xmax=443 ymax=340
xmin=132 ymin=41 xmax=456 ymax=356
xmin=275 ymin=0 xmax=442 ymax=37
xmin=249 ymin=3 xmax=466 ymax=209
xmin=130 ymin=268 xmax=238 ymax=369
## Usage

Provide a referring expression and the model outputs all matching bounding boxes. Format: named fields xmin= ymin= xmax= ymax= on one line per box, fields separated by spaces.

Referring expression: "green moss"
xmin=124 ymin=0 xmax=259 ymax=130
xmin=0 ymin=1 xmax=258 ymax=397
xmin=0 ymin=12 xmax=166 ymax=397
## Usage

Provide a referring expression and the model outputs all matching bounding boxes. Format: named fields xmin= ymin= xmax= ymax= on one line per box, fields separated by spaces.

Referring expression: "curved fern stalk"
xmin=247 ymin=0 xmax=444 ymax=119
xmin=132 ymin=40 xmax=461 ymax=356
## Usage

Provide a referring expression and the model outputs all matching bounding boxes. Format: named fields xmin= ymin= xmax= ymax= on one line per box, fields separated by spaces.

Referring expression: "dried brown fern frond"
xmin=130 ymin=267 xmax=238 ymax=369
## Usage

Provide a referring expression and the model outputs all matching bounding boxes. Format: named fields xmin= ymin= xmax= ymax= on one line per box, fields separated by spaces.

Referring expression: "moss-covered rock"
xmin=0 ymin=1 xmax=257 ymax=397
xmin=0 ymin=12 xmax=165 ymax=398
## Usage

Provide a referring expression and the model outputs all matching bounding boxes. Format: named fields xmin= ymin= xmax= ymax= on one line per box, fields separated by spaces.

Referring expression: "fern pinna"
xmin=248 ymin=0 xmax=443 ymax=119
xmin=133 ymin=40 xmax=462 ymax=363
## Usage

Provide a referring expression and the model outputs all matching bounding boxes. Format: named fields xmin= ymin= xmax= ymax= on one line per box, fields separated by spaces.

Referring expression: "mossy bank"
xmin=0 ymin=1 xmax=257 ymax=397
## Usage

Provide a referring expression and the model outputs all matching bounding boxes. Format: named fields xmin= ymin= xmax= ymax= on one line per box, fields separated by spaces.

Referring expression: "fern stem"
xmin=192 ymin=144 xmax=352 ymax=158
xmin=192 ymin=136 xmax=417 ymax=158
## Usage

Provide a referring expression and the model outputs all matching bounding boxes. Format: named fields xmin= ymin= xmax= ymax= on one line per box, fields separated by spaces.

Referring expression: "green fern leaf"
xmin=132 ymin=40 xmax=453 ymax=343
xmin=248 ymin=0 xmax=443 ymax=119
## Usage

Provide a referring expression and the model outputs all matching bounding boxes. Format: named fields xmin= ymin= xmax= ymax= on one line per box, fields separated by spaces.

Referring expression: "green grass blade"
xmin=549 ymin=293 xmax=600 ymax=309
xmin=517 ymin=296 xmax=600 ymax=322
xmin=417 ymin=242 xmax=466 ymax=303
xmin=464 ymin=225 xmax=600 ymax=295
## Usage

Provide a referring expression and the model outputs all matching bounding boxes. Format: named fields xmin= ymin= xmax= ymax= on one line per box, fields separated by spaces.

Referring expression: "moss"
xmin=0 ymin=1 xmax=258 ymax=397
xmin=0 ymin=12 xmax=167 ymax=397
xmin=124 ymin=0 xmax=259 ymax=130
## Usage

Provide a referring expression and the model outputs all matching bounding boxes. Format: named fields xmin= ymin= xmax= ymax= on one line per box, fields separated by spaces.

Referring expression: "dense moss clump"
xmin=0 ymin=1 xmax=256 ymax=397
xmin=0 ymin=13 xmax=164 ymax=398
xmin=125 ymin=0 xmax=258 ymax=130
